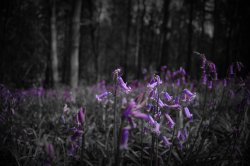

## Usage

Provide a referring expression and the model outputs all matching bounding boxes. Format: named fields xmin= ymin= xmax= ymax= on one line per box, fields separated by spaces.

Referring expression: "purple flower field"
xmin=0 ymin=55 xmax=249 ymax=165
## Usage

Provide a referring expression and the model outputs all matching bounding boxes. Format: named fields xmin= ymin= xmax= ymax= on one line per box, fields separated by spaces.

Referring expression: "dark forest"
xmin=0 ymin=0 xmax=250 ymax=165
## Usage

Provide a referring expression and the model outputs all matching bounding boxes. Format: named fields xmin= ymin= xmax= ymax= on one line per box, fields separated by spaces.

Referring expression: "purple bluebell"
xmin=208 ymin=80 xmax=213 ymax=89
xmin=148 ymin=115 xmax=156 ymax=126
xmin=162 ymin=136 xmax=172 ymax=148
xmin=184 ymin=107 xmax=193 ymax=120
xmin=132 ymin=111 xmax=149 ymax=121
xmin=147 ymin=82 xmax=158 ymax=89
xmin=117 ymin=76 xmax=131 ymax=94
xmin=201 ymin=73 xmax=207 ymax=85
xmin=123 ymin=100 xmax=137 ymax=118
xmin=177 ymin=129 xmax=187 ymax=141
xmin=183 ymin=89 xmax=194 ymax=97
xmin=96 ymin=91 xmax=110 ymax=102
xmin=71 ymin=129 xmax=84 ymax=141
xmin=165 ymin=113 xmax=175 ymax=129
xmin=120 ymin=127 xmax=130 ymax=150
xmin=179 ymin=67 xmax=186 ymax=75
xmin=183 ymin=89 xmax=196 ymax=101
xmin=157 ymin=98 xmax=166 ymax=108
xmin=229 ymin=65 xmax=234 ymax=75
xmin=76 ymin=107 xmax=85 ymax=126
xmin=174 ymin=96 xmax=180 ymax=105
xmin=67 ymin=143 xmax=77 ymax=156
xmin=161 ymin=65 xmax=167 ymax=71
xmin=45 ymin=143 xmax=55 ymax=160
xmin=163 ymin=92 xmax=172 ymax=102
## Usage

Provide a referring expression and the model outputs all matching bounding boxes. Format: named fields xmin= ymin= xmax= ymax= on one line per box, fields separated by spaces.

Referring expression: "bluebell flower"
xmin=165 ymin=113 xmax=175 ymax=129
xmin=96 ymin=91 xmax=110 ymax=102
xmin=120 ymin=126 xmax=130 ymax=150
xmin=184 ymin=107 xmax=193 ymax=120
xmin=117 ymin=76 xmax=131 ymax=94
xmin=162 ymin=136 xmax=172 ymax=148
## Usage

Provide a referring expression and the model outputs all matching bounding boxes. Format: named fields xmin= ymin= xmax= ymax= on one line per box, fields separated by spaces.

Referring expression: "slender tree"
xmin=211 ymin=0 xmax=217 ymax=61
xmin=159 ymin=0 xmax=170 ymax=69
xmin=186 ymin=0 xmax=194 ymax=75
xmin=50 ymin=0 xmax=59 ymax=87
xmin=70 ymin=0 xmax=82 ymax=89
xmin=135 ymin=0 xmax=146 ymax=79
xmin=123 ymin=0 xmax=131 ymax=80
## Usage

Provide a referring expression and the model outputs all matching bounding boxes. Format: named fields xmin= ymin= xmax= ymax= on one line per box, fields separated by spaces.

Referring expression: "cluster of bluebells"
xmin=96 ymin=69 xmax=197 ymax=150
xmin=199 ymin=53 xmax=218 ymax=89
xmin=229 ymin=61 xmax=244 ymax=76
xmin=67 ymin=107 xmax=86 ymax=156
xmin=163 ymin=67 xmax=187 ymax=86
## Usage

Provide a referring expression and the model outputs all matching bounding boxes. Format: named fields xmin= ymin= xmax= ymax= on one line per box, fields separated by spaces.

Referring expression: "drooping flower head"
xmin=157 ymin=98 xmax=166 ymax=108
xmin=161 ymin=65 xmax=167 ymax=72
xmin=177 ymin=128 xmax=188 ymax=141
xmin=96 ymin=91 xmax=110 ymax=102
xmin=147 ymin=75 xmax=162 ymax=89
xmin=184 ymin=107 xmax=193 ymax=120
xmin=165 ymin=113 xmax=175 ymax=129
xmin=45 ymin=143 xmax=55 ymax=160
xmin=163 ymin=92 xmax=173 ymax=102
xmin=117 ymin=76 xmax=131 ymax=94
xmin=132 ymin=111 xmax=149 ymax=121
xmin=76 ymin=107 xmax=85 ymax=126
xmin=179 ymin=67 xmax=186 ymax=76
xmin=182 ymin=89 xmax=196 ymax=101
xmin=120 ymin=126 xmax=130 ymax=150
xmin=162 ymin=136 xmax=172 ymax=148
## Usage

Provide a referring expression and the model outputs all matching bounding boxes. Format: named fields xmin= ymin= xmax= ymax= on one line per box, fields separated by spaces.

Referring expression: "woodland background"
xmin=0 ymin=0 xmax=249 ymax=88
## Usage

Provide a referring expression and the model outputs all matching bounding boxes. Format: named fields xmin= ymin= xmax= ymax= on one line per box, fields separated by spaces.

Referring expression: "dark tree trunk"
xmin=200 ymin=0 xmax=206 ymax=51
xmin=211 ymin=0 xmax=217 ymax=61
xmin=135 ymin=0 xmax=145 ymax=79
xmin=70 ymin=0 xmax=82 ymax=89
xmin=123 ymin=0 xmax=131 ymax=81
xmin=159 ymin=0 xmax=170 ymax=70
xmin=186 ymin=0 xmax=194 ymax=75
xmin=50 ymin=0 xmax=59 ymax=87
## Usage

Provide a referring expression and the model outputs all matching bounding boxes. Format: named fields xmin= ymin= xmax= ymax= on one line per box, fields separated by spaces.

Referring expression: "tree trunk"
xmin=135 ymin=0 xmax=145 ymax=79
xmin=186 ymin=0 xmax=194 ymax=75
xmin=211 ymin=0 xmax=217 ymax=61
xmin=123 ymin=0 xmax=131 ymax=81
xmin=50 ymin=0 xmax=59 ymax=87
xmin=159 ymin=0 xmax=170 ymax=69
xmin=70 ymin=0 xmax=82 ymax=89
